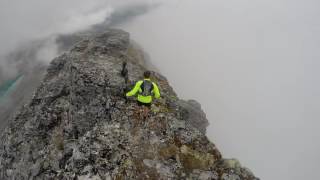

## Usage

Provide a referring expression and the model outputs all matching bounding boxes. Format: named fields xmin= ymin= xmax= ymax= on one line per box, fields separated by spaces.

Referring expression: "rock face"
xmin=0 ymin=29 xmax=258 ymax=180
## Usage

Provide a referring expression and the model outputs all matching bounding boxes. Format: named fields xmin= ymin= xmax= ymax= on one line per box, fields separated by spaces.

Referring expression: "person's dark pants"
xmin=137 ymin=101 xmax=151 ymax=107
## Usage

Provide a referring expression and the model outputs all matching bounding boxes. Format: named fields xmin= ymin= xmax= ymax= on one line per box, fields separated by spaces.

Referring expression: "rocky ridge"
xmin=0 ymin=29 xmax=258 ymax=180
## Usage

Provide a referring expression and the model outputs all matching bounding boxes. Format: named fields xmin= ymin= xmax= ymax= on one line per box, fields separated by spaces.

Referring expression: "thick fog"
xmin=1 ymin=0 xmax=320 ymax=179
xmin=118 ymin=1 xmax=320 ymax=179
xmin=0 ymin=0 xmax=157 ymax=80
xmin=0 ymin=0 xmax=154 ymax=55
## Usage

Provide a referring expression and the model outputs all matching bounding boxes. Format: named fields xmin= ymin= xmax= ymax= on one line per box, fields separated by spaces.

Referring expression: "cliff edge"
xmin=0 ymin=29 xmax=258 ymax=180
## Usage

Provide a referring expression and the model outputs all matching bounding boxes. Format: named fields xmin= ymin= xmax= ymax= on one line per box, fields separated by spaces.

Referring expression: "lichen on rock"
xmin=0 ymin=29 xmax=258 ymax=180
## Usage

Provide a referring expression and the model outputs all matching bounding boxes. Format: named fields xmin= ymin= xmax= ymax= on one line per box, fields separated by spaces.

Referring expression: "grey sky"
xmin=0 ymin=0 xmax=155 ymax=56
xmin=0 ymin=0 xmax=111 ymax=56
xmin=0 ymin=0 xmax=320 ymax=179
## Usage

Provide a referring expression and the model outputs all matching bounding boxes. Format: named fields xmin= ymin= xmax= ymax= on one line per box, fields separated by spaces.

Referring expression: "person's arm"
xmin=126 ymin=81 xmax=143 ymax=97
xmin=152 ymin=82 xmax=161 ymax=99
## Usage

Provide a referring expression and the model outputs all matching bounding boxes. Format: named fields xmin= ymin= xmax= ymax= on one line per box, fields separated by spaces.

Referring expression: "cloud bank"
xmin=1 ymin=0 xmax=320 ymax=179
xmin=116 ymin=0 xmax=320 ymax=179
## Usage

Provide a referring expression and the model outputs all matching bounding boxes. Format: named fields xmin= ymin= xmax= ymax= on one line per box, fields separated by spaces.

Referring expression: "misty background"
xmin=0 ymin=0 xmax=320 ymax=179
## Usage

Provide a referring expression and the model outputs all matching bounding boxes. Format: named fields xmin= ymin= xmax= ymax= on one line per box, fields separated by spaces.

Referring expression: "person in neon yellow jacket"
xmin=126 ymin=71 xmax=160 ymax=106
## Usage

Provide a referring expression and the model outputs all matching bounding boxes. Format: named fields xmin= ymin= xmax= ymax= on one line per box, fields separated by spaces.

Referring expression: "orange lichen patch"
xmin=158 ymin=144 xmax=216 ymax=172
xmin=158 ymin=144 xmax=179 ymax=160
xmin=173 ymin=135 xmax=183 ymax=148
xmin=132 ymin=158 xmax=160 ymax=180
xmin=207 ymin=147 xmax=222 ymax=160
xmin=179 ymin=145 xmax=215 ymax=171
xmin=147 ymin=118 xmax=168 ymax=135
xmin=51 ymin=125 xmax=64 ymax=151
xmin=188 ymin=139 xmax=222 ymax=160
xmin=138 ymin=144 xmax=158 ymax=160
xmin=115 ymin=172 xmax=126 ymax=180
xmin=131 ymin=106 xmax=149 ymax=127
xmin=115 ymin=158 xmax=134 ymax=180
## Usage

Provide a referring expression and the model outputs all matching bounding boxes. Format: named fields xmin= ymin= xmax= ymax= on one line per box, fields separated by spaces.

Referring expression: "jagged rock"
xmin=178 ymin=99 xmax=209 ymax=134
xmin=0 ymin=29 xmax=258 ymax=179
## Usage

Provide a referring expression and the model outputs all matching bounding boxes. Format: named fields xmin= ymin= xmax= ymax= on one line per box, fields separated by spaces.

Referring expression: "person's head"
xmin=144 ymin=71 xmax=151 ymax=79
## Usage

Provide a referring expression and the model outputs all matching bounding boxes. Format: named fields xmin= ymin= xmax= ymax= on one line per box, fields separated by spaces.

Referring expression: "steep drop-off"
xmin=0 ymin=30 xmax=258 ymax=180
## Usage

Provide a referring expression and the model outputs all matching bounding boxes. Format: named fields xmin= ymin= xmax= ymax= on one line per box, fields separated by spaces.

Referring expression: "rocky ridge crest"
xmin=0 ymin=29 xmax=258 ymax=180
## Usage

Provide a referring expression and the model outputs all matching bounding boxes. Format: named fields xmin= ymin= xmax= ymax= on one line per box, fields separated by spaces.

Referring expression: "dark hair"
xmin=144 ymin=71 xmax=151 ymax=78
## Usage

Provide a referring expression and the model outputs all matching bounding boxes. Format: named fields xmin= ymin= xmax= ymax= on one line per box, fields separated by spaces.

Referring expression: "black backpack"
xmin=140 ymin=80 xmax=154 ymax=96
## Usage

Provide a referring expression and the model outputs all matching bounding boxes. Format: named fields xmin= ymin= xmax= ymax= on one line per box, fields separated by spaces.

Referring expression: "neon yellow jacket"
xmin=126 ymin=79 xmax=160 ymax=103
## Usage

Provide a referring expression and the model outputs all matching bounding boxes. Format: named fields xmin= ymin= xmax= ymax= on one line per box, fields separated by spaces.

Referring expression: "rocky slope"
xmin=0 ymin=29 xmax=258 ymax=180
